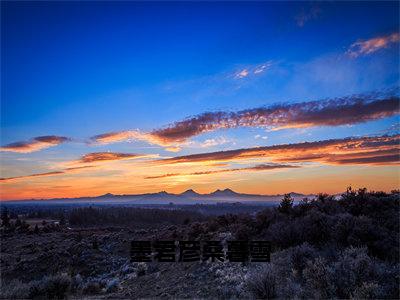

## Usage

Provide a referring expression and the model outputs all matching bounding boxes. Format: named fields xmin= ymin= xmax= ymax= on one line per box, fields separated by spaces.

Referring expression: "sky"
xmin=1 ymin=1 xmax=399 ymax=200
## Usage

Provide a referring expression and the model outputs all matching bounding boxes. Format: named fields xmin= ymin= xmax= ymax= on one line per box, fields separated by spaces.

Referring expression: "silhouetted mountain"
xmin=180 ymin=189 xmax=200 ymax=196
xmin=3 ymin=189 xmax=313 ymax=205
xmin=210 ymin=188 xmax=240 ymax=197
xmin=98 ymin=193 xmax=114 ymax=198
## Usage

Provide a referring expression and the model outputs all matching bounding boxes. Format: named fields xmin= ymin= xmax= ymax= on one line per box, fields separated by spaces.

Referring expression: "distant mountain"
xmin=180 ymin=189 xmax=200 ymax=197
xmin=210 ymin=188 xmax=240 ymax=197
xmin=97 ymin=193 xmax=115 ymax=198
xmin=3 ymin=189 xmax=314 ymax=205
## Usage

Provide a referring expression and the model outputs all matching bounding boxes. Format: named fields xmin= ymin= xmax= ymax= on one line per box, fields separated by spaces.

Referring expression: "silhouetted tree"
xmin=278 ymin=194 xmax=294 ymax=214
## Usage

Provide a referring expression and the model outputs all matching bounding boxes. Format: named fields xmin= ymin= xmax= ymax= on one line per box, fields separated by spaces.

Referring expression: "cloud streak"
xmin=78 ymin=152 xmax=152 ymax=163
xmin=144 ymin=163 xmax=299 ymax=179
xmin=149 ymin=92 xmax=399 ymax=144
xmin=154 ymin=134 xmax=399 ymax=166
xmin=347 ymin=32 xmax=400 ymax=58
xmin=0 ymin=136 xmax=71 ymax=153
xmin=90 ymin=91 xmax=399 ymax=150
xmin=4 ymin=92 xmax=399 ymax=154
xmin=89 ymin=130 xmax=183 ymax=152
xmin=1 ymin=151 xmax=152 ymax=182
xmin=234 ymin=61 xmax=273 ymax=79
xmin=0 ymin=166 xmax=95 ymax=182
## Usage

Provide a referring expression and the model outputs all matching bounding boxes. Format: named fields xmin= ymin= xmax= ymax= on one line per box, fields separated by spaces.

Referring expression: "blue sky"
xmin=1 ymin=1 xmax=399 ymax=199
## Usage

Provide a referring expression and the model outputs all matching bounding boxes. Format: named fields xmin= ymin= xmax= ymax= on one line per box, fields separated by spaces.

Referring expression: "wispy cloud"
xmin=5 ymin=90 xmax=399 ymax=154
xmin=347 ymin=32 xmax=400 ymax=58
xmin=144 ymin=163 xmax=298 ymax=179
xmin=78 ymin=152 xmax=152 ymax=163
xmin=89 ymin=91 xmax=399 ymax=150
xmin=1 ymin=152 xmax=154 ymax=182
xmin=154 ymin=134 xmax=399 ymax=166
xmin=0 ymin=165 xmax=95 ymax=182
xmin=0 ymin=136 xmax=70 ymax=153
xmin=255 ymin=134 xmax=268 ymax=140
xmin=90 ymin=130 xmax=183 ymax=151
xmin=235 ymin=69 xmax=249 ymax=79
xmin=197 ymin=137 xmax=232 ymax=148
xmin=149 ymin=91 xmax=399 ymax=144
xmin=234 ymin=61 xmax=273 ymax=79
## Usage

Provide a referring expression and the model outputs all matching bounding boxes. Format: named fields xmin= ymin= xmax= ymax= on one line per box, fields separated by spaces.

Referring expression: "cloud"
xmin=1 ymin=151 xmax=153 ymax=182
xmin=254 ymin=64 xmax=270 ymax=74
xmin=295 ymin=4 xmax=321 ymax=27
xmin=0 ymin=136 xmax=70 ymax=153
xmin=347 ymin=32 xmax=400 ymax=58
xmin=144 ymin=163 xmax=298 ymax=179
xmin=255 ymin=134 xmax=268 ymax=140
xmin=198 ymin=137 xmax=231 ymax=148
xmin=154 ymin=134 xmax=399 ymax=167
xmin=87 ymin=91 xmax=397 ymax=151
xmin=235 ymin=69 xmax=249 ymax=78
xmin=78 ymin=152 xmax=151 ymax=163
xmin=90 ymin=130 xmax=183 ymax=151
xmin=234 ymin=61 xmax=273 ymax=79
xmin=0 ymin=166 xmax=95 ymax=182
xmin=149 ymin=91 xmax=399 ymax=144
xmin=330 ymin=154 xmax=399 ymax=165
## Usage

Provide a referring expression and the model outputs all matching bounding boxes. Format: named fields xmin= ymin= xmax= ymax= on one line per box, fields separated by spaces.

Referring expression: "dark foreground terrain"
xmin=0 ymin=188 xmax=399 ymax=299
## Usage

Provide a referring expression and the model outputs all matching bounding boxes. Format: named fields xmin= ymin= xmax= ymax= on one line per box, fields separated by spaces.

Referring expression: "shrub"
xmin=82 ymin=279 xmax=103 ymax=295
xmin=303 ymin=257 xmax=336 ymax=298
xmin=105 ymin=278 xmax=120 ymax=293
xmin=0 ymin=280 xmax=31 ymax=299
xmin=272 ymin=243 xmax=318 ymax=278
xmin=135 ymin=262 xmax=148 ymax=276
xmin=246 ymin=264 xmax=277 ymax=299
xmin=70 ymin=274 xmax=83 ymax=293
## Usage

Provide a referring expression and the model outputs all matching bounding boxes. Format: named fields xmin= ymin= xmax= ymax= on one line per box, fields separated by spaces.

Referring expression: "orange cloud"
xmin=154 ymin=134 xmax=400 ymax=166
xmin=0 ymin=166 xmax=95 ymax=182
xmin=0 ymin=136 xmax=70 ymax=153
xmin=90 ymin=130 xmax=183 ymax=152
xmin=347 ymin=32 xmax=400 ymax=57
xmin=1 ymin=152 xmax=155 ymax=183
xmin=144 ymin=163 xmax=299 ymax=179
xmin=78 ymin=152 xmax=151 ymax=163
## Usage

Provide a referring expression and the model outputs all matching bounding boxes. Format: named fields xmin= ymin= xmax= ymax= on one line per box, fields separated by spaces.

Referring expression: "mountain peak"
xmin=157 ymin=191 xmax=170 ymax=195
xmin=98 ymin=193 xmax=114 ymax=198
xmin=211 ymin=188 xmax=239 ymax=196
xmin=181 ymin=189 xmax=199 ymax=196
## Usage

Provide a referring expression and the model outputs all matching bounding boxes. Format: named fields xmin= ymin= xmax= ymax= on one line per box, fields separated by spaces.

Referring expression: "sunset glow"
xmin=1 ymin=2 xmax=399 ymax=200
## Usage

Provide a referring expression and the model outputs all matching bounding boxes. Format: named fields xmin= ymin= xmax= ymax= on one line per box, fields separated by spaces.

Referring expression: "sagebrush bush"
xmin=245 ymin=245 xmax=399 ymax=299
xmin=82 ymin=279 xmax=103 ymax=295
xmin=246 ymin=264 xmax=277 ymax=299
xmin=0 ymin=280 xmax=31 ymax=299
xmin=105 ymin=278 xmax=120 ymax=293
